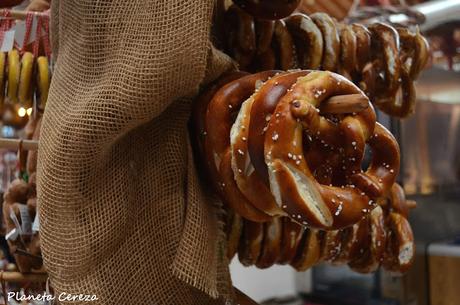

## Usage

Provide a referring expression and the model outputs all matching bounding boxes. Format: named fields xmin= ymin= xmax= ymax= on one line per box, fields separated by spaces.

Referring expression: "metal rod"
xmin=0 ymin=9 xmax=48 ymax=21
xmin=365 ymin=0 xmax=460 ymax=31
xmin=0 ymin=272 xmax=47 ymax=283
xmin=0 ymin=138 xmax=38 ymax=151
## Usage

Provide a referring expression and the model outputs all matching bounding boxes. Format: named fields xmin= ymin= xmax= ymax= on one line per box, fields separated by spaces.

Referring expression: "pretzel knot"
xmin=264 ymin=71 xmax=399 ymax=229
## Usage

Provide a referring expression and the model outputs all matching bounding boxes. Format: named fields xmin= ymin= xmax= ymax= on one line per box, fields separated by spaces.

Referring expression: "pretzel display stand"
xmin=0 ymin=1 xmax=435 ymax=304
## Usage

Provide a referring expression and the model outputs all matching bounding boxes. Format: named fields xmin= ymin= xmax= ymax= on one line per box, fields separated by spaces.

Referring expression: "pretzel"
xmin=226 ymin=212 xmax=243 ymax=260
xmin=255 ymin=19 xmax=275 ymax=54
xmin=230 ymin=74 xmax=285 ymax=217
xmin=272 ymin=20 xmax=295 ymax=70
xmin=3 ymin=179 xmax=29 ymax=204
xmin=329 ymin=226 xmax=355 ymax=265
xmin=238 ymin=219 xmax=264 ymax=266
xmin=278 ymin=217 xmax=304 ymax=264
xmin=311 ymin=13 xmax=340 ymax=72
xmin=226 ymin=5 xmax=257 ymax=69
xmin=348 ymin=206 xmax=386 ymax=273
xmin=232 ymin=0 xmax=301 ymax=20
xmin=398 ymin=27 xmax=430 ymax=79
xmin=264 ymin=71 xmax=381 ymax=229
xmin=351 ymin=23 xmax=371 ymax=73
xmin=290 ymin=229 xmax=322 ymax=271
xmin=252 ymin=48 xmax=276 ymax=71
xmin=320 ymin=230 xmax=343 ymax=262
xmin=382 ymin=183 xmax=416 ymax=274
xmin=205 ymin=71 xmax=277 ymax=221
xmin=367 ymin=22 xmax=401 ymax=101
xmin=192 ymin=71 xmax=248 ymax=191
xmin=285 ymin=14 xmax=323 ymax=70
xmin=338 ymin=24 xmax=357 ymax=78
xmin=256 ymin=217 xmax=282 ymax=268
xmin=383 ymin=213 xmax=414 ymax=275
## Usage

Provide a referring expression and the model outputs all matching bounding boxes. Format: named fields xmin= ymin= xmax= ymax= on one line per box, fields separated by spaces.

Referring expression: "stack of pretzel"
xmin=2 ymin=116 xmax=43 ymax=273
xmin=226 ymin=183 xmax=415 ymax=274
xmin=192 ymin=68 xmax=416 ymax=274
xmin=221 ymin=2 xmax=429 ymax=118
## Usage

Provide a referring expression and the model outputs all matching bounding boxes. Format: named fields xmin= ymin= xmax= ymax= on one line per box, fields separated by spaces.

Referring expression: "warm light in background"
xmin=17 ymin=107 xmax=26 ymax=117
xmin=26 ymin=108 xmax=32 ymax=116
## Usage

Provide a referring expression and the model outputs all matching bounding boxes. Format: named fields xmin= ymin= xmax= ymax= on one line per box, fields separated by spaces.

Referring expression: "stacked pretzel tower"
xmin=193 ymin=0 xmax=429 ymax=275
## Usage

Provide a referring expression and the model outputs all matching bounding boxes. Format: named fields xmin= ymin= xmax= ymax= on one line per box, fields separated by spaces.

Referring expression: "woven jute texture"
xmin=37 ymin=1 xmax=235 ymax=304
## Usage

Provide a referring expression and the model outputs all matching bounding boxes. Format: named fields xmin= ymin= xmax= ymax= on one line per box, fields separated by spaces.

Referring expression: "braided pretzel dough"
xmin=311 ymin=13 xmax=340 ymax=72
xmin=285 ymin=14 xmax=323 ymax=70
xmin=232 ymin=0 xmax=301 ymax=20
xmin=398 ymin=27 xmax=430 ymax=79
xmin=226 ymin=211 xmax=243 ymax=259
xmin=256 ymin=217 xmax=282 ymax=268
xmin=230 ymin=74 xmax=285 ymax=217
xmin=370 ymin=22 xmax=401 ymax=96
xmin=291 ymin=229 xmax=322 ymax=271
xmin=192 ymin=71 xmax=248 ymax=190
xmin=248 ymin=71 xmax=311 ymax=185
xmin=226 ymin=5 xmax=257 ymax=69
xmin=238 ymin=219 xmax=264 ymax=266
xmin=278 ymin=217 xmax=304 ymax=264
xmin=255 ymin=19 xmax=275 ymax=54
xmin=351 ymin=23 xmax=371 ymax=73
xmin=382 ymin=183 xmax=415 ymax=274
xmin=348 ymin=206 xmax=386 ymax=273
xmin=265 ymin=71 xmax=380 ymax=229
xmin=272 ymin=20 xmax=295 ymax=70
xmin=206 ymin=71 xmax=278 ymax=222
xmin=338 ymin=24 xmax=357 ymax=78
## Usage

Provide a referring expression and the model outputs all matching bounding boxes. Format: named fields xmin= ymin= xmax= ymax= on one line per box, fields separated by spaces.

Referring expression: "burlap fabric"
xmin=37 ymin=1 xmax=236 ymax=304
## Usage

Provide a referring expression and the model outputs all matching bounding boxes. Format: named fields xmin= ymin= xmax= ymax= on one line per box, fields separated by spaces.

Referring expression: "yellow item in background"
xmin=0 ymin=52 xmax=6 ymax=113
xmin=7 ymin=49 xmax=20 ymax=104
xmin=36 ymin=56 xmax=50 ymax=108
xmin=18 ymin=52 xmax=34 ymax=108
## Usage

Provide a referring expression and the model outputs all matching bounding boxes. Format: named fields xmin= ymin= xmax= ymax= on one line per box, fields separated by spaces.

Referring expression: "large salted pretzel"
xmin=264 ymin=71 xmax=398 ymax=229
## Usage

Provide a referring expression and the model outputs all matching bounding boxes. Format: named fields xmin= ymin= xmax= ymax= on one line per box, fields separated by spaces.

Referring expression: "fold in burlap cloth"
xmin=37 ymin=1 xmax=236 ymax=304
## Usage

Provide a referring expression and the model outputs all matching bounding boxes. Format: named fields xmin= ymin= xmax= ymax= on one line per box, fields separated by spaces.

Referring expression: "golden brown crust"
xmin=291 ymin=229 xmax=322 ymax=271
xmin=256 ymin=216 xmax=283 ymax=268
xmin=278 ymin=217 xmax=305 ymax=264
xmin=191 ymin=71 xmax=249 ymax=190
xmin=238 ymin=219 xmax=264 ymax=266
xmin=382 ymin=212 xmax=414 ymax=275
xmin=248 ymin=71 xmax=311 ymax=184
xmin=264 ymin=71 xmax=383 ymax=229
xmin=255 ymin=19 xmax=275 ymax=54
xmin=205 ymin=71 xmax=277 ymax=221
xmin=225 ymin=5 xmax=257 ymax=70
xmin=230 ymin=80 xmax=285 ymax=216
xmin=272 ymin=20 xmax=295 ymax=70
xmin=227 ymin=212 xmax=243 ymax=260
xmin=351 ymin=23 xmax=371 ymax=73
xmin=311 ymin=13 xmax=340 ymax=72
xmin=285 ymin=14 xmax=323 ymax=70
